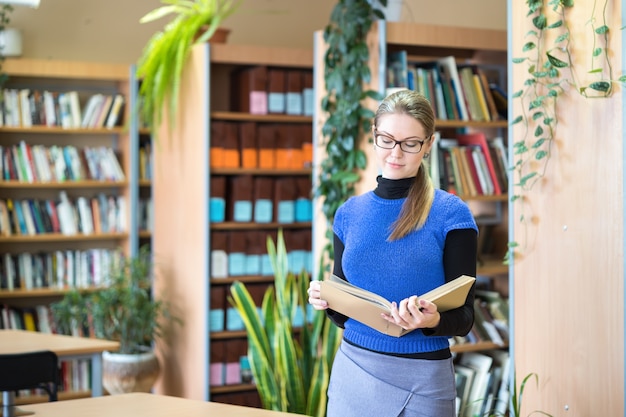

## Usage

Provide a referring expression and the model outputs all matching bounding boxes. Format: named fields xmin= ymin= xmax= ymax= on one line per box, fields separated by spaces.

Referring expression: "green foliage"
xmin=0 ymin=4 xmax=13 ymax=88
xmin=509 ymin=0 xmax=624 ymax=258
xmin=51 ymin=246 xmax=180 ymax=354
xmin=136 ymin=0 xmax=240 ymax=136
xmin=317 ymin=0 xmax=384 ymax=272
xmin=509 ymin=372 xmax=554 ymax=417
xmin=229 ymin=231 xmax=341 ymax=416
xmin=482 ymin=372 xmax=553 ymax=417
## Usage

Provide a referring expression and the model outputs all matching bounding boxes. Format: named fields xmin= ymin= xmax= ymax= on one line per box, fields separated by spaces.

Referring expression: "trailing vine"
xmin=509 ymin=0 xmax=626 ymax=258
xmin=316 ymin=0 xmax=384 ymax=275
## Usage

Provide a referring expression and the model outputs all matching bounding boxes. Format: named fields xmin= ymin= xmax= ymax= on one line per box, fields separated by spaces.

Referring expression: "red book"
xmin=456 ymin=132 xmax=502 ymax=195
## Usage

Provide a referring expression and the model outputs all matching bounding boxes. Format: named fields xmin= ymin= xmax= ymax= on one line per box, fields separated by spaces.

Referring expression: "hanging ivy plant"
xmin=509 ymin=0 xmax=626 ymax=258
xmin=317 ymin=0 xmax=385 ymax=274
xmin=0 ymin=4 xmax=14 ymax=88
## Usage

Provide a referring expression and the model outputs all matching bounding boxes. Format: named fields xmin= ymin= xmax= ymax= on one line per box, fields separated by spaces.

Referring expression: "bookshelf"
xmin=313 ymin=20 xmax=509 ymax=415
xmin=152 ymin=43 xmax=314 ymax=405
xmin=0 ymin=58 xmax=139 ymax=401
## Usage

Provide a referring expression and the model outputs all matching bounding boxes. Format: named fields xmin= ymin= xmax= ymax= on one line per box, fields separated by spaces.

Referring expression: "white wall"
xmin=8 ymin=0 xmax=506 ymax=64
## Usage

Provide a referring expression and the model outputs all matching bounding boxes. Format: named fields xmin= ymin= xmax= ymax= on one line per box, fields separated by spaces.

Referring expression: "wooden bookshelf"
xmin=152 ymin=43 xmax=315 ymax=406
xmin=0 ymin=58 xmax=142 ymax=400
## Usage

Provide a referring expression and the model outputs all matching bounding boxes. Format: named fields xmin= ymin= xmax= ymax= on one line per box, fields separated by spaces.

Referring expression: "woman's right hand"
xmin=307 ymin=280 xmax=329 ymax=310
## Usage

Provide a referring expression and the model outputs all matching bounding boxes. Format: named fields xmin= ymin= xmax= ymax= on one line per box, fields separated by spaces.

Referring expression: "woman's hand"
xmin=381 ymin=296 xmax=441 ymax=330
xmin=307 ymin=280 xmax=329 ymax=310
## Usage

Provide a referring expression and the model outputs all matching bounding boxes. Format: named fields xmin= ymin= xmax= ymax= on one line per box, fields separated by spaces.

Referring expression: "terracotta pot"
xmin=195 ymin=27 xmax=230 ymax=44
xmin=102 ymin=351 xmax=160 ymax=395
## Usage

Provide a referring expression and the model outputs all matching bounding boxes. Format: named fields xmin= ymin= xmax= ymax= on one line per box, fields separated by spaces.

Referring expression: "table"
xmin=20 ymin=393 xmax=304 ymax=417
xmin=0 ymin=329 xmax=119 ymax=415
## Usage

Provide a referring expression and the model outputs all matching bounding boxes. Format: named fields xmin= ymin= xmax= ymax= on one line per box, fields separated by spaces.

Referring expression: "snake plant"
xmin=229 ymin=230 xmax=341 ymax=417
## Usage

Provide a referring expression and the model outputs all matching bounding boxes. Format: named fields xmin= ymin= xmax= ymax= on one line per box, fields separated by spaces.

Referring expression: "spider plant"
xmin=136 ymin=0 xmax=239 ymax=136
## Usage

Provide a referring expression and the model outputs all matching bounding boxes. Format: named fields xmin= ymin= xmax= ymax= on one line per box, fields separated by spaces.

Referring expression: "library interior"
xmin=0 ymin=0 xmax=623 ymax=417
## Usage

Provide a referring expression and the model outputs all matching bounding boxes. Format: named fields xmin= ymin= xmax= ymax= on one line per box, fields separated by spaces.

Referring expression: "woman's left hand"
xmin=382 ymin=296 xmax=441 ymax=330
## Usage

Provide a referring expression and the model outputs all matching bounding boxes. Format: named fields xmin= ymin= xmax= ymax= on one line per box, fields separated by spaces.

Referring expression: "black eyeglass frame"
xmin=372 ymin=130 xmax=428 ymax=154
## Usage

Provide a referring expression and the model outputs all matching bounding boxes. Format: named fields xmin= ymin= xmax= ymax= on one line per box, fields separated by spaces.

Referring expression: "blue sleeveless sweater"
xmin=333 ymin=188 xmax=477 ymax=354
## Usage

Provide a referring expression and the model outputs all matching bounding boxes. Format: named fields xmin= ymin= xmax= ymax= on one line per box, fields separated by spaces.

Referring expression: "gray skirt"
xmin=327 ymin=340 xmax=456 ymax=417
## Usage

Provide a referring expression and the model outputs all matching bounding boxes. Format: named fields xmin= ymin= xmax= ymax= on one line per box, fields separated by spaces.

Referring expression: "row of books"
xmin=210 ymin=284 xmax=315 ymax=333
xmin=211 ymin=121 xmax=313 ymax=170
xmin=431 ymin=132 xmax=508 ymax=197
xmin=387 ymin=53 xmax=507 ymax=122
xmin=232 ymin=67 xmax=314 ymax=116
xmin=1 ymin=89 xmax=125 ymax=129
xmin=1 ymin=142 xmax=125 ymax=183
xmin=210 ymin=340 xmax=253 ymax=387
xmin=454 ymin=350 xmax=510 ymax=417
xmin=0 ymin=308 xmax=93 ymax=394
xmin=0 ymin=249 xmax=124 ymax=291
xmin=0 ymin=193 xmax=127 ymax=237
xmin=211 ymin=229 xmax=312 ymax=279
xmin=210 ymin=175 xmax=313 ymax=224
xmin=452 ymin=289 xmax=510 ymax=348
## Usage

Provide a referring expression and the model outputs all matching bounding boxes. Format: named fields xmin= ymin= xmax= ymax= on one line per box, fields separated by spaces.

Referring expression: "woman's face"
xmin=374 ymin=113 xmax=433 ymax=180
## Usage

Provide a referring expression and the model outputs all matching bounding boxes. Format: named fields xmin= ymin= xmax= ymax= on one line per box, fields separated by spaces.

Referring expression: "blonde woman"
xmin=309 ymin=90 xmax=477 ymax=417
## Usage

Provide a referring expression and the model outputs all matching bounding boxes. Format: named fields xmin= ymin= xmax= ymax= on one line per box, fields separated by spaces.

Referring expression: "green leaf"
xmin=533 ymin=14 xmax=547 ymax=30
xmin=522 ymin=42 xmax=536 ymax=52
xmin=535 ymin=150 xmax=548 ymax=160
xmin=512 ymin=89 xmax=524 ymax=98
xmin=519 ymin=171 xmax=538 ymax=187
xmin=592 ymin=47 xmax=603 ymax=57
xmin=534 ymin=126 xmax=544 ymax=137
xmin=548 ymin=20 xmax=563 ymax=29
xmin=588 ymin=81 xmax=611 ymax=92
xmin=618 ymin=75 xmax=626 ymax=83
xmin=546 ymin=53 xmax=568 ymax=68
xmin=555 ymin=33 xmax=569 ymax=43
xmin=512 ymin=57 xmax=527 ymax=64
xmin=595 ymin=25 xmax=609 ymax=35
xmin=511 ymin=115 xmax=523 ymax=125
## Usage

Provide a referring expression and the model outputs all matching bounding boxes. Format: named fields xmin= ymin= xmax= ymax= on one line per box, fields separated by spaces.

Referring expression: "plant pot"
xmin=102 ymin=351 xmax=160 ymax=395
xmin=194 ymin=27 xmax=230 ymax=44
xmin=0 ymin=28 xmax=23 ymax=57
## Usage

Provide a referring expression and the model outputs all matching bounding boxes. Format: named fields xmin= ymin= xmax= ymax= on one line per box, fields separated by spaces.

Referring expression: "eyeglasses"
xmin=373 ymin=130 xmax=427 ymax=154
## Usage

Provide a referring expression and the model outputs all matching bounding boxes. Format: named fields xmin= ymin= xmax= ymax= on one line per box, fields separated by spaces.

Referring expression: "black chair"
xmin=0 ymin=350 xmax=59 ymax=417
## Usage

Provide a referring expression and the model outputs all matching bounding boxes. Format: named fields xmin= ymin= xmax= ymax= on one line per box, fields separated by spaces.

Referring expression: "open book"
xmin=320 ymin=274 xmax=475 ymax=337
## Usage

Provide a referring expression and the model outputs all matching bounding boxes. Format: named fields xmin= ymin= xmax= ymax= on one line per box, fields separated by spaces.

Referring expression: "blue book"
xmin=276 ymin=200 xmax=294 ymax=224
xmin=228 ymin=252 xmax=246 ymax=276
xmin=233 ymin=200 xmax=252 ymax=222
xmin=209 ymin=198 xmax=225 ymax=223
xmin=253 ymin=199 xmax=272 ymax=223
xmin=294 ymin=198 xmax=312 ymax=222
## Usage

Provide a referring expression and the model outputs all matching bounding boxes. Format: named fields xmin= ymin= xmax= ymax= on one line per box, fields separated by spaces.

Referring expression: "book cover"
xmin=320 ymin=274 xmax=475 ymax=337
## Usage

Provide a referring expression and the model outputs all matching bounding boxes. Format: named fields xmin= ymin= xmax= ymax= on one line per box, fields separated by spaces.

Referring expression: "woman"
xmin=308 ymin=90 xmax=477 ymax=417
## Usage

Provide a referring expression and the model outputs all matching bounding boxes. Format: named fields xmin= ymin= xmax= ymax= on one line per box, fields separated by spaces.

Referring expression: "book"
xmin=320 ymin=274 xmax=475 ymax=337
xmin=456 ymin=132 xmax=502 ymax=195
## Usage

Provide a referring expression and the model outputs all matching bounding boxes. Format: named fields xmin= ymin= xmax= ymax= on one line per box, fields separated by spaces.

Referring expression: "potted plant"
xmin=51 ymin=245 xmax=180 ymax=394
xmin=229 ymin=231 xmax=342 ymax=417
xmin=136 ymin=0 xmax=240 ymax=135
